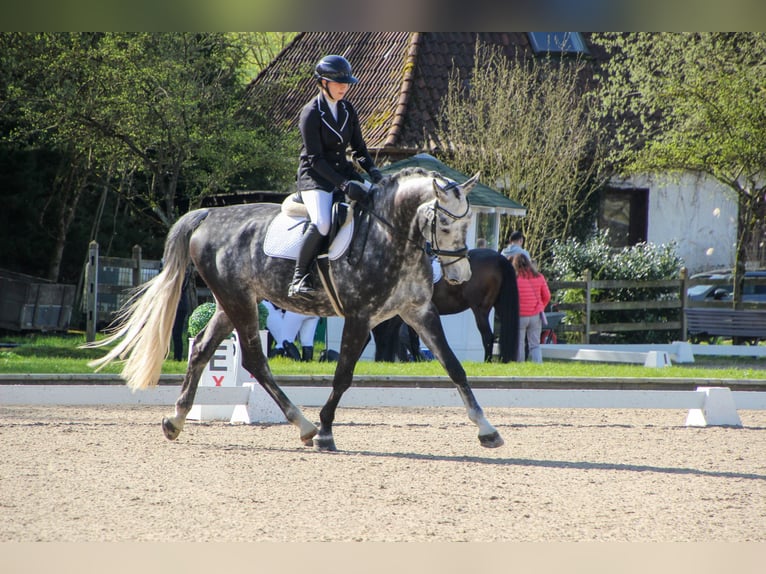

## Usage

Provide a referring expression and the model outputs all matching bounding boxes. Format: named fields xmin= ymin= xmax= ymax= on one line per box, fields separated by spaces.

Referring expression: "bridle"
xmin=359 ymin=177 xmax=471 ymax=267
xmin=423 ymin=193 xmax=471 ymax=267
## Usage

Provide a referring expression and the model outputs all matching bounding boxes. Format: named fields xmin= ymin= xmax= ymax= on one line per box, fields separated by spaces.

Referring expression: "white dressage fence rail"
xmin=2 ymin=382 xmax=765 ymax=428
xmin=539 ymin=341 xmax=766 ymax=364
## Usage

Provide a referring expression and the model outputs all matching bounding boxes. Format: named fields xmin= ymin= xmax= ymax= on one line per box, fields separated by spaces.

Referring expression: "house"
xmin=246 ymin=32 xmax=759 ymax=274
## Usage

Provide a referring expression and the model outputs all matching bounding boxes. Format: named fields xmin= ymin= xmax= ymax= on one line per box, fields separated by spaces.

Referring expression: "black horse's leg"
xmin=237 ymin=323 xmax=317 ymax=446
xmin=406 ymin=306 xmax=504 ymax=448
xmin=162 ymin=310 xmax=233 ymax=440
xmin=471 ymin=308 xmax=494 ymax=362
xmin=314 ymin=317 xmax=370 ymax=451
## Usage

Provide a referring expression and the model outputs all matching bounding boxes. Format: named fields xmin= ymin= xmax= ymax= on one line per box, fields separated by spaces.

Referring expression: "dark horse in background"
xmin=373 ymin=248 xmax=519 ymax=363
xmin=87 ymin=167 xmax=504 ymax=451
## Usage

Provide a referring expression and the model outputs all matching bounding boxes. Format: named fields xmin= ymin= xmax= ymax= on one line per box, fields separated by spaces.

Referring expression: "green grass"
xmin=1 ymin=331 xmax=765 ymax=380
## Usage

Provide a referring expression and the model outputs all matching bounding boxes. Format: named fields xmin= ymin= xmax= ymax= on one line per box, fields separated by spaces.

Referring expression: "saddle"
xmin=264 ymin=192 xmax=372 ymax=316
xmin=263 ymin=192 xmax=354 ymax=261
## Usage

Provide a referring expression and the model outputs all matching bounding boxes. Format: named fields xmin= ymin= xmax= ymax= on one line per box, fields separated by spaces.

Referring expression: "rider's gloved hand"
xmin=342 ymin=180 xmax=375 ymax=211
xmin=368 ymin=168 xmax=383 ymax=183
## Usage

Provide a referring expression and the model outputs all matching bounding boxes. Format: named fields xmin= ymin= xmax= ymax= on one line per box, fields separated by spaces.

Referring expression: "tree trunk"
xmin=44 ymin=151 xmax=91 ymax=282
xmin=732 ymin=188 xmax=759 ymax=310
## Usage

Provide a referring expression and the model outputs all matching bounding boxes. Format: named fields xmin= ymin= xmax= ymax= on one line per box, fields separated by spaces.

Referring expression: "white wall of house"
xmin=613 ymin=172 xmax=738 ymax=274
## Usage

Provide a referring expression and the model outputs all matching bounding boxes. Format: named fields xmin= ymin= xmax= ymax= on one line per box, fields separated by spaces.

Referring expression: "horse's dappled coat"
xmin=86 ymin=167 xmax=504 ymax=451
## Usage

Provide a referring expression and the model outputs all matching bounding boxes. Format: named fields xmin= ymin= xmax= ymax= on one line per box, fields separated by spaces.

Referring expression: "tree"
xmin=592 ymin=32 xmax=766 ymax=307
xmin=0 ymin=33 xmax=296 ymax=281
xmin=436 ymin=41 xmax=607 ymax=264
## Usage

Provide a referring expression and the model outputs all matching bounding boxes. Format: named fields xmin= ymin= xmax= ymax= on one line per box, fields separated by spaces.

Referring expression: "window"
xmin=528 ymin=32 xmax=588 ymax=55
xmin=598 ymin=188 xmax=648 ymax=247
xmin=474 ymin=211 xmax=497 ymax=250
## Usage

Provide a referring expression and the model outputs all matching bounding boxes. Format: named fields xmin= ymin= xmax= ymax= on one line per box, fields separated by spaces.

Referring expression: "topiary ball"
xmin=258 ymin=301 xmax=269 ymax=330
xmin=187 ymin=302 xmax=216 ymax=338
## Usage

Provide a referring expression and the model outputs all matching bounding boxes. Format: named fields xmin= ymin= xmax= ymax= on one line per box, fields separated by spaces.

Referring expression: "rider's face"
xmin=324 ymin=81 xmax=349 ymax=102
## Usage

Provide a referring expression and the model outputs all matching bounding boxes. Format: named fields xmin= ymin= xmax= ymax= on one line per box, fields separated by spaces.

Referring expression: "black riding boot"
xmin=288 ymin=223 xmax=324 ymax=298
xmin=301 ymin=346 xmax=314 ymax=362
xmin=282 ymin=340 xmax=302 ymax=361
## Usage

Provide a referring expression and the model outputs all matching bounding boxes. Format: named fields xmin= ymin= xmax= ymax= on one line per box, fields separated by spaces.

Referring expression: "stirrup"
xmin=288 ymin=274 xmax=315 ymax=298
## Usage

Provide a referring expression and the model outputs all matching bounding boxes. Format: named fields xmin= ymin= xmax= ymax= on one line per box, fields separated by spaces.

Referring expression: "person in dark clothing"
xmin=171 ymin=267 xmax=192 ymax=361
xmin=288 ymin=54 xmax=383 ymax=298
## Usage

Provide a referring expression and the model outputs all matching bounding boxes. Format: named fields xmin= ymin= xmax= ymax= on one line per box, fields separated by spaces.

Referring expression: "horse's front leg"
xmin=406 ymin=305 xmax=504 ymax=448
xmin=162 ymin=311 xmax=232 ymax=440
xmin=314 ymin=317 xmax=370 ymax=451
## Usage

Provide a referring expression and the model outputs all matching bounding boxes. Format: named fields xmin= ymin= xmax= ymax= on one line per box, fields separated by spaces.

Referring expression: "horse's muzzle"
xmin=443 ymin=258 xmax=472 ymax=285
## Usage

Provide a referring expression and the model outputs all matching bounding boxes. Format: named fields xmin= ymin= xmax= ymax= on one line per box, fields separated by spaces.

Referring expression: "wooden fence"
xmin=547 ymin=268 xmax=766 ymax=344
xmin=84 ymin=242 xmax=161 ymax=342
xmin=83 ymin=248 xmax=766 ymax=346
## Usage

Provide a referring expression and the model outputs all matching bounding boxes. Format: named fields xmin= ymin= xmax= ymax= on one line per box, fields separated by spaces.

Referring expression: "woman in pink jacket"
xmin=512 ymin=254 xmax=551 ymax=363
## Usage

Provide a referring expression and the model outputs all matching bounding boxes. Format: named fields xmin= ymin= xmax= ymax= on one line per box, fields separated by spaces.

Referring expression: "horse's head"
xmin=420 ymin=172 xmax=479 ymax=285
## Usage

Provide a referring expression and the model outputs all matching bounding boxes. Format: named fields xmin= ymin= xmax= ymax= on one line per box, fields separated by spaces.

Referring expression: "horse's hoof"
xmin=479 ymin=431 xmax=504 ymax=448
xmin=162 ymin=417 xmax=181 ymax=441
xmin=301 ymin=427 xmax=318 ymax=447
xmin=313 ymin=435 xmax=337 ymax=452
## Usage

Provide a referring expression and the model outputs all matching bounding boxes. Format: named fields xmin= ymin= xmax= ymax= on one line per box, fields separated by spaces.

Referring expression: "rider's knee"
xmin=314 ymin=220 xmax=331 ymax=236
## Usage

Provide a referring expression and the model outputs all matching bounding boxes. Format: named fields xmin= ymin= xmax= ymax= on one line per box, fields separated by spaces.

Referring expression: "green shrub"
xmin=549 ymin=230 xmax=683 ymax=343
xmin=187 ymin=301 xmax=269 ymax=338
xmin=187 ymin=302 xmax=216 ymax=338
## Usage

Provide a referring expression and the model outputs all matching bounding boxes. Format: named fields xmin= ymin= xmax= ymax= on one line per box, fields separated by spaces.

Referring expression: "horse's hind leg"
xmin=471 ymin=308 xmax=494 ymax=362
xmin=162 ymin=310 xmax=233 ymax=440
xmin=406 ymin=307 xmax=504 ymax=448
xmin=237 ymin=325 xmax=317 ymax=446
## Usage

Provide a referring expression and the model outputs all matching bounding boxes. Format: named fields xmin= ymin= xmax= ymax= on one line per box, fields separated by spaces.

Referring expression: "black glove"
xmin=342 ymin=180 xmax=375 ymax=211
xmin=368 ymin=168 xmax=383 ymax=183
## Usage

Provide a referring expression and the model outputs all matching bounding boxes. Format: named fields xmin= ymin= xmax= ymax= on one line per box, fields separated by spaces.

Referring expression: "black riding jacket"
xmin=296 ymin=94 xmax=378 ymax=192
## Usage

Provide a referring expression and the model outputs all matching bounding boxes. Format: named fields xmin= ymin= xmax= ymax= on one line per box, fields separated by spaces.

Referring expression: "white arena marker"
xmin=230 ymin=383 xmax=286 ymax=424
xmin=686 ymin=387 xmax=742 ymax=427
xmin=643 ymin=350 xmax=672 ymax=368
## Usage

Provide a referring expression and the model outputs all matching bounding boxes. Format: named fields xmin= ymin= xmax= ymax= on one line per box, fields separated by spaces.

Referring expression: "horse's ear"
xmin=461 ymin=172 xmax=481 ymax=195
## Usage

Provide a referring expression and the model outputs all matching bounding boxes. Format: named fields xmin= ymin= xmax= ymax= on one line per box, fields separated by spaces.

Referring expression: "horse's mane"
xmin=381 ymin=166 xmax=445 ymax=190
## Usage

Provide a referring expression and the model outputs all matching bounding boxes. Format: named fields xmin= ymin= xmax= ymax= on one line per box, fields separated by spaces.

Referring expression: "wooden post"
xmin=584 ymin=269 xmax=592 ymax=344
xmin=86 ymin=241 xmax=99 ymax=342
xmin=680 ymin=267 xmax=688 ymax=341
xmin=132 ymin=245 xmax=142 ymax=287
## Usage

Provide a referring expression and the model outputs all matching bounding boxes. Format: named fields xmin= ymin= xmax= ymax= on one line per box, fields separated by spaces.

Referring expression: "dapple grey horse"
xmin=87 ymin=167 xmax=504 ymax=451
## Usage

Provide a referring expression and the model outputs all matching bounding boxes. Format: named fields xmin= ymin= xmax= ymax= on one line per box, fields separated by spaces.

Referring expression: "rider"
xmin=288 ymin=54 xmax=384 ymax=299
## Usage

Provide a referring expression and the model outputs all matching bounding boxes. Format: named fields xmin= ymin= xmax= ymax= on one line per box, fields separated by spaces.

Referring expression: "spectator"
xmin=170 ymin=265 xmax=193 ymax=361
xmin=262 ymin=300 xmax=319 ymax=361
xmin=501 ymin=230 xmax=530 ymax=261
xmin=512 ymin=254 xmax=551 ymax=363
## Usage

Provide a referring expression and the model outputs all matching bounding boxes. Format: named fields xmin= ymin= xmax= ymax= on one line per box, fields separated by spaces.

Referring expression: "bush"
xmin=549 ymin=230 xmax=684 ymax=343
xmin=187 ymin=301 xmax=269 ymax=338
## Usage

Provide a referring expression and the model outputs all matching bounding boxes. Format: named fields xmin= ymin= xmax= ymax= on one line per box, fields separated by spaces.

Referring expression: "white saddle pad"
xmin=263 ymin=210 xmax=354 ymax=261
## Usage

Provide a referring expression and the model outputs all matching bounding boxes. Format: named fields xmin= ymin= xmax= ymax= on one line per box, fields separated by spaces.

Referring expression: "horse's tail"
xmin=85 ymin=210 xmax=210 ymax=391
xmin=495 ymin=254 xmax=520 ymax=363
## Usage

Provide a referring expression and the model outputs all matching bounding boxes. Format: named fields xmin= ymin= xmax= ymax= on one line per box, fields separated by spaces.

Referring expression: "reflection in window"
xmin=528 ymin=32 xmax=588 ymax=55
xmin=598 ymin=188 xmax=648 ymax=247
xmin=474 ymin=211 xmax=497 ymax=250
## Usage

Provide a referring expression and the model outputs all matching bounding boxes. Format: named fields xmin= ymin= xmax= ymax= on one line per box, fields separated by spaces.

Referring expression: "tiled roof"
xmin=245 ymin=32 xmax=604 ymax=162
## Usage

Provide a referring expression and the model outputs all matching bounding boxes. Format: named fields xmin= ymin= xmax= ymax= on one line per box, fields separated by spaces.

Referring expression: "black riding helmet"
xmin=314 ymin=55 xmax=358 ymax=84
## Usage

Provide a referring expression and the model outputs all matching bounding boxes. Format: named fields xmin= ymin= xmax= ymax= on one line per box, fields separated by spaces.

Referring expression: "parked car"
xmin=687 ymin=269 xmax=766 ymax=303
